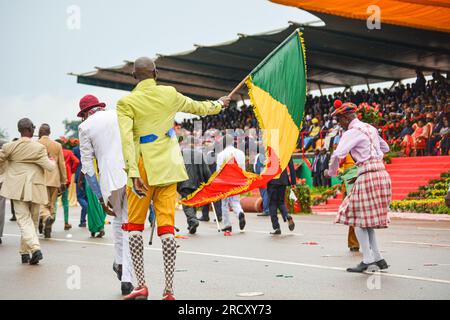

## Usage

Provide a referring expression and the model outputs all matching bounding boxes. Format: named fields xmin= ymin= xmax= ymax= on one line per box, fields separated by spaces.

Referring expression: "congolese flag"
xmin=181 ymin=29 xmax=307 ymax=207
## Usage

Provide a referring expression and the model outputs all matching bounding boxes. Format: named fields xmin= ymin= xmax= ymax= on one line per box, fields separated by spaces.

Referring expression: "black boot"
xmin=10 ymin=214 xmax=16 ymax=222
xmin=221 ymin=226 xmax=232 ymax=232
xmin=347 ymin=261 xmax=376 ymax=273
xmin=44 ymin=217 xmax=54 ymax=239
xmin=238 ymin=212 xmax=246 ymax=230
xmin=113 ymin=262 xmax=122 ymax=281
xmin=188 ymin=220 xmax=199 ymax=235
xmin=29 ymin=250 xmax=43 ymax=265
xmin=21 ymin=254 xmax=30 ymax=264
xmin=270 ymin=229 xmax=281 ymax=235
xmin=376 ymin=259 xmax=389 ymax=270
xmin=287 ymin=215 xmax=295 ymax=231
xmin=121 ymin=282 xmax=134 ymax=296
xmin=198 ymin=216 xmax=210 ymax=222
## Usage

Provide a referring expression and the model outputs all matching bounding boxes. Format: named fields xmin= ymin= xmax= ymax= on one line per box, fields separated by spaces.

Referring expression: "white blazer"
xmin=79 ymin=110 xmax=127 ymax=202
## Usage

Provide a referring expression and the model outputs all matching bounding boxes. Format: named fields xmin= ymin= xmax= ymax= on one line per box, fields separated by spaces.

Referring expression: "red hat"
xmin=331 ymin=100 xmax=357 ymax=117
xmin=77 ymin=95 xmax=106 ymax=117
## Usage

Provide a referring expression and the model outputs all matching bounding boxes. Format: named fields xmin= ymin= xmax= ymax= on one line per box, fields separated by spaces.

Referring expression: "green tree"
xmin=63 ymin=119 xmax=81 ymax=138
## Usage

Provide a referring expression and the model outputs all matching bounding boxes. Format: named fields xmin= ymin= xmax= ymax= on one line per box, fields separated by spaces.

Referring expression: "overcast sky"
xmin=0 ymin=0 xmax=319 ymax=139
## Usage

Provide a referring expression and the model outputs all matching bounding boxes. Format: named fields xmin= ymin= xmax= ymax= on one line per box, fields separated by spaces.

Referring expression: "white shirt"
xmin=216 ymin=146 xmax=246 ymax=171
xmin=79 ymin=110 xmax=127 ymax=201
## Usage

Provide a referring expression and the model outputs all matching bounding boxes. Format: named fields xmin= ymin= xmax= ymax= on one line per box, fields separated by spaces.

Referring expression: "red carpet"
xmin=312 ymin=156 xmax=450 ymax=213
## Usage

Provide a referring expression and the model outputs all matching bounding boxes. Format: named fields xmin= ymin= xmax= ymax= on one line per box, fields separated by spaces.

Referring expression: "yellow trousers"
xmin=124 ymin=158 xmax=177 ymax=236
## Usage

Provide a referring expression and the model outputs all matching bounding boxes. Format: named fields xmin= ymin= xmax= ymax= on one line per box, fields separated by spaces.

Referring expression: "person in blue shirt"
xmin=72 ymin=146 xmax=88 ymax=227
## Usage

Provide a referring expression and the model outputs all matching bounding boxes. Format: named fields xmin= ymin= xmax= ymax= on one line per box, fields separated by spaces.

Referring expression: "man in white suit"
xmin=77 ymin=95 xmax=134 ymax=296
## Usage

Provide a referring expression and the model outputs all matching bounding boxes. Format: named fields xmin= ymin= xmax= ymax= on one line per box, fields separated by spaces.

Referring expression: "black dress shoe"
xmin=78 ymin=223 xmax=86 ymax=228
xmin=38 ymin=218 xmax=43 ymax=234
xmin=349 ymin=247 xmax=360 ymax=252
xmin=44 ymin=217 xmax=54 ymax=238
xmin=188 ymin=221 xmax=199 ymax=235
xmin=21 ymin=254 xmax=30 ymax=264
xmin=10 ymin=215 xmax=17 ymax=222
xmin=113 ymin=263 xmax=122 ymax=281
xmin=221 ymin=226 xmax=232 ymax=232
xmin=376 ymin=259 xmax=389 ymax=270
xmin=287 ymin=215 xmax=295 ymax=231
xmin=198 ymin=217 xmax=210 ymax=222
xmin=121 ymin=282 xmax=134 ymax=296
xmin=347 ymin=261 xmax=376 ymax=273
xmin=29 ymin=250 xmax=43 ymax=265
xmin=238 ymin=212 xmax=246 ymax=230
xmin=270 ymin=229 xmax=281 ymax=235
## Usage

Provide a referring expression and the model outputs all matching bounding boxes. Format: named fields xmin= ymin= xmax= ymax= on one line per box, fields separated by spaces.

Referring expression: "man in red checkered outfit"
xmin=326 ymin=100 xmax=392 ymax=273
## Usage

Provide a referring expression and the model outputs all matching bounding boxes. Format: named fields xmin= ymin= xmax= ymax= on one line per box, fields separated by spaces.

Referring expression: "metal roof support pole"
xmin=318 ymin=83 xmax=323 ymax=96
xmin=366 ymin=79 xmax=370 ymax=90
xmin=343 ymin=86 xmax=350 ymax=93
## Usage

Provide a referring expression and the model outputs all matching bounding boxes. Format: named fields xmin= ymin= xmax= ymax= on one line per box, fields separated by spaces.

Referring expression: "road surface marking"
xmin=392 ymin=241 xmax=450 ymax=248
xmin=4 ymin=233 xmax=450 ymax=286
xmin=417 ymin=227 xmax=450 ymax=232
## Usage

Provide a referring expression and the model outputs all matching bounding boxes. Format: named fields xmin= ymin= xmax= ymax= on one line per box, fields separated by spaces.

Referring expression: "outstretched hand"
xmin=218 ymin=96 xmax=231 ymax=108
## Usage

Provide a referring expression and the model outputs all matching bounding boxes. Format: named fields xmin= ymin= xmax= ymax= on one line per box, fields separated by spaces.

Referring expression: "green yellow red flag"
xmin=181 ymin=29 xmax=307 ymax=207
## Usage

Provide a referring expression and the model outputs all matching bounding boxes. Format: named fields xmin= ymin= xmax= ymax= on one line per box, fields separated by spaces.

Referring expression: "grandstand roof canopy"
xmin=72 ymin=11 xmax=450 ymax=101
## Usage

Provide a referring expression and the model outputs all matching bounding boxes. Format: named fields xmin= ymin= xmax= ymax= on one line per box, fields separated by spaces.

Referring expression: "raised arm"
xmin=117 ymin=99 xmax=139 ymax=179
xmin=172 ymin=88 xmax=224 ymax=117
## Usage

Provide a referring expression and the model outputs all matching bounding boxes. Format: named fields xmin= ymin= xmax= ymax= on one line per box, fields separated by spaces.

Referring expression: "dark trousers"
xmin=268 ymin=184 xmax=289 ymax=230
xmin=313 ymin=173 xmax=321 ymax=187
xmin=201 ymin=201 xmax=222 ymax=220
xmin=180 ymin=189 xmax=200 ymax=227
xmin=76 ymin=183 xmax=88 ymax=225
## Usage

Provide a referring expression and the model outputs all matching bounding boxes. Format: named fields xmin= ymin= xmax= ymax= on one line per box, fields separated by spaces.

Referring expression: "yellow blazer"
xmin=0 ymin=138 xmax=56 ymax=204
xmin=39 ymin=136 xmax=67 ymax=188
xmin=117 ymin=79 xmax=222 ymax=186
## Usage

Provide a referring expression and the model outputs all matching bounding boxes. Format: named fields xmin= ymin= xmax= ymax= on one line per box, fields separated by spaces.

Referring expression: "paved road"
xmin=1 ymin=203 xmax=450 ymax=300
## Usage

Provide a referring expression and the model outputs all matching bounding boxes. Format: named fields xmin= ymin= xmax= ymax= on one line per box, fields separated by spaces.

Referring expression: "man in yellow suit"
xmin=117 ymin=57 xmax=230 ymax=300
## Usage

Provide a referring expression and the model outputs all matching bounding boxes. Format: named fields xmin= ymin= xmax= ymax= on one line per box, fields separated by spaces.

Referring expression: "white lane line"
xmin=244 ymin=229 xmax=304 ymax=237
xmin=392 ymin=241 xmax=450 ymax=248
xmin=5 ymin=233 xmax=450 ymax=286
xmin=417 ymin=227 xmax=450 ymax=232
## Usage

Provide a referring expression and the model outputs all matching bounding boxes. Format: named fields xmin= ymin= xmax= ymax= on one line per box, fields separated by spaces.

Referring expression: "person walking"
xmin=77 ymin=94 xmax=134 ymax=296
xmin=327 ymin=100 xmax=391 ymax=273
xmin=254 ymin=143 xmax=269 ymax=217
xmin=72 ymin=146 xmax=88 ymax=228
xmin=216 ymin=134 xmax=246 ymax=234
xmin=0 ymin=119 xmax=55 ymax=264
xmin=38 ymin=124 xmax=67 ymax=238
xmin=177 ymin=136 xmax=212 ymax=234
xmin=267 ymin=157 xmax=296 ymax=235
xmin=55 ymin=143 xmax=79 ymax=231
xmin=117 ymin=57 xmax=230 ymax=300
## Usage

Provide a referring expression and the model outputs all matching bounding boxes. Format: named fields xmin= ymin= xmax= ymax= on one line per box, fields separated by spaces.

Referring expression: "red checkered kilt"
xmin=335 ymin=159 xmax=391 ymax=228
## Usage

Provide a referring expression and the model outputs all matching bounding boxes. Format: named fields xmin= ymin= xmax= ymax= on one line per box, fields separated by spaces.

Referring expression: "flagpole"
xmin=227 ymin=28 xmax=301 ymax=99
xmin=227 ymin=75 xmax=249 ymax=99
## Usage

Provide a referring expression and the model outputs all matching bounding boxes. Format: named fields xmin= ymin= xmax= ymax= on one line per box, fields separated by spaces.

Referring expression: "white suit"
xmin=79 ymin=110 xmax=133 ymax=283
xmin=216 ymin=146 xmax=245 ymax=228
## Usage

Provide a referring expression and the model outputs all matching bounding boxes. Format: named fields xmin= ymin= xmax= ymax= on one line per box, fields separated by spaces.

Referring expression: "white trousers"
xmin=109 ymin=187 xmax=133 ymax=283
xmin=222 ymin=196 xmax=243 ymax=228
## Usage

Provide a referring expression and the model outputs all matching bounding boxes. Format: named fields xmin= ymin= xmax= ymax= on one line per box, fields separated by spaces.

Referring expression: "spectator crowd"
xmin=179 ymin=71 xmax=449 ymax=185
